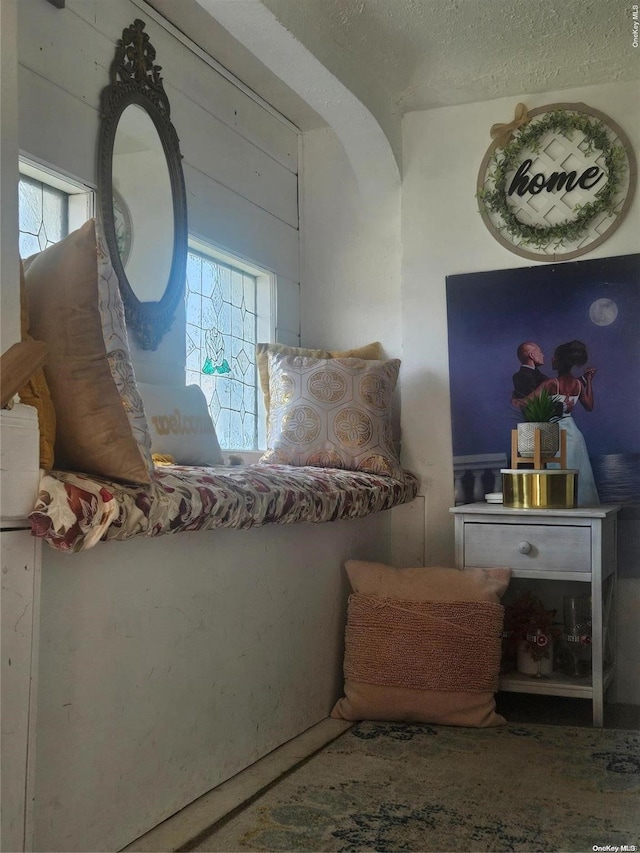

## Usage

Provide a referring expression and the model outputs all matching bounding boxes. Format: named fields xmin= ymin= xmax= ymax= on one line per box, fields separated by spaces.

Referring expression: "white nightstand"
xmin=450 ymin=503 xmax=620 ymax=727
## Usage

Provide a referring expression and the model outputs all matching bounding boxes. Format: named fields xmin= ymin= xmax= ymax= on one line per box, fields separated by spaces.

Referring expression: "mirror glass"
xmin=97 ymin=19 xmax=188 ymax=351
xmin=112 ymin=104 xmax=173 ymax=303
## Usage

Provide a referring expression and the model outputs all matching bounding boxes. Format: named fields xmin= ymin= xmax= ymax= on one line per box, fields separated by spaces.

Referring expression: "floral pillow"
xmin=260 ymin=353 xmax=402 ymax=478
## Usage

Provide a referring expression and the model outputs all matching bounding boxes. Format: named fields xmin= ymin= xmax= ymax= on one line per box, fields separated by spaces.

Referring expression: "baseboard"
xmin=121 ymin=718 xmax=353 ymax=853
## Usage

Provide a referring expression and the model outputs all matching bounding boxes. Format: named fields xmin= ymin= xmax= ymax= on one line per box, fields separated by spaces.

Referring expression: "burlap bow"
xmin=490 ymin=103 xmax=531 ymax=148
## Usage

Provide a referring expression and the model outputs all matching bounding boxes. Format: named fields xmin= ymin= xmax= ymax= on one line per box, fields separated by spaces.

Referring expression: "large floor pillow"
xmin=331 ymin=560 xmax=511 ymax=727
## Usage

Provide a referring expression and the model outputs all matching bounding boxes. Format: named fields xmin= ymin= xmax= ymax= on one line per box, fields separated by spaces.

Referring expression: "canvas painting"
xmin=446 ymin=254 xmax=640 ymax=505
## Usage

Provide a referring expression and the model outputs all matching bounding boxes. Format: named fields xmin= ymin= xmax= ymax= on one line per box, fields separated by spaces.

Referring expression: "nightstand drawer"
xmin=463 ymin=522 xmax=590 ymax=572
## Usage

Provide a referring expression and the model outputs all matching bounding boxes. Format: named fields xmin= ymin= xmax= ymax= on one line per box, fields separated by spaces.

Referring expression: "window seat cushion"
xmin=29 ymin=464 xmax=419 ymax=553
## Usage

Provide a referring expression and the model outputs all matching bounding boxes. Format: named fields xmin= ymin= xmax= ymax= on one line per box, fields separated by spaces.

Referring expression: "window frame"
xmin=19 ymin=157 xmax=94 ymax=243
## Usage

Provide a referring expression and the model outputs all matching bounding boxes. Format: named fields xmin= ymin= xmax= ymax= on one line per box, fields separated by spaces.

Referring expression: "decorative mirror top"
xmin=109 ymin=18 xmax=171 ymax=118
xmin=98 ymin=19 xmax=188 ymax=351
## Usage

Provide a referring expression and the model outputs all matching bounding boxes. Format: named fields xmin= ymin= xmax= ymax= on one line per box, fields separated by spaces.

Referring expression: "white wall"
xmin=0 ymin=0 xmax=20 ymax=355
xmin=16 ymin=0 xmax=301 ymax=384
xmin=299 ymin=126 xmax=405 ymax=448
xmin=34 ymin=517 xmax=395 ymax=852
xmin=300 ymin=126 xmax=401 ymax=359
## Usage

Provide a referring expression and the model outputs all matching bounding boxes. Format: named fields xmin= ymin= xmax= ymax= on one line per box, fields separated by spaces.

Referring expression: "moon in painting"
xmin=589 ymin=298 xmax=618 ymax=326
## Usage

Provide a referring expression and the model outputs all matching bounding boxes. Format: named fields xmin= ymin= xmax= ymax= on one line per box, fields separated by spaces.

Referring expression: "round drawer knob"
xmin=518 ymin=540 xmax=532 ymax=554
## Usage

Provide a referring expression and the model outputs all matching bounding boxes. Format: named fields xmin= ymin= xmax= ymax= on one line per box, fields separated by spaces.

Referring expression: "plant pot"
xmin=517 ymin=421 xmax=560 ymax=457
xmin=517 ymin=637 xmax=554 ymax=677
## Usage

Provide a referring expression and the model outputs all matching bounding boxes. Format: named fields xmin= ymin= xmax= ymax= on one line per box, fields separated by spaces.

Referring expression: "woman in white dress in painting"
xmin=536 ymin=340 xmax=600 ymax=506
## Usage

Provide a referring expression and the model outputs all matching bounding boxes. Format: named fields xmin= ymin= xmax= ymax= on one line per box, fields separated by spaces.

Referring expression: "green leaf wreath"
xmin=478 ymin=110 xmax=627 ymax=251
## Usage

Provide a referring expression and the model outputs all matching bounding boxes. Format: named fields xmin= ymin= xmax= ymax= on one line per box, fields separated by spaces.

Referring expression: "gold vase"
xmin=502 ymin=469 xmax=578 ymax=509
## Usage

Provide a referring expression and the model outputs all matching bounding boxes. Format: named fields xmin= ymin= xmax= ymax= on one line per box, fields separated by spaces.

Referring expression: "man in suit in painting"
xmin=512 ymin=341 xmax=548 ymax=401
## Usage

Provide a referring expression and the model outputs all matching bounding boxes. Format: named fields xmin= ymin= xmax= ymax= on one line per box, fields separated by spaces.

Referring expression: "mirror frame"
xmin=97 ymin=19 xmax=187 ymax=351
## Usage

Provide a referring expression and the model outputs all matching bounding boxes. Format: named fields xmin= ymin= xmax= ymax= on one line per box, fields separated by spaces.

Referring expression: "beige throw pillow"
xmin=260 ymin=354 xmax=402 ymax=478
xmin=331 ymin=560 xmax=512 ymax=727
xmin=256 ymin=341 xmax=382 ymax=416
xmin=18 ymin=259 xmax=56 ymax=470
xmin=137 ymin=383 xmax=224 ymax=466
xmin=24 ymin=219 xmax=153 ymax=484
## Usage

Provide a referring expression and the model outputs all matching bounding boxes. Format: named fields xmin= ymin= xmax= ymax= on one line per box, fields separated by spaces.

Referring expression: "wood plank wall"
xmin=17 ymin=0 xmax=301 ymax=383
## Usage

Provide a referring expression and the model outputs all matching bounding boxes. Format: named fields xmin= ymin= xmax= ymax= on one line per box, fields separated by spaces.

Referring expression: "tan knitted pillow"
xmin=331 ymin=561 xmax=511 ymax=727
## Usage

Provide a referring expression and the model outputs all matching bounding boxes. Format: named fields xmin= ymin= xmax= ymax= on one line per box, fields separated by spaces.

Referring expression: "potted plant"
xmin=504 ymin=591 xmax=562 ymax=677
xmin=515 ymin=387 xmax=561 ymax=458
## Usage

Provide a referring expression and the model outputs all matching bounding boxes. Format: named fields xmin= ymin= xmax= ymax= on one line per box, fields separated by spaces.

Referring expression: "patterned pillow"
xmin=260 ymin=353 xmax=402 ymax=478
xmin=23 ymin=219 xmax=153 ymax=484
xmin=137 ymin=383 xmax=224 ymax=466
xmin=256 ymin=341 xmax=383 ymax=416
xmin=331 ymin=561 xmax=512 ymax=727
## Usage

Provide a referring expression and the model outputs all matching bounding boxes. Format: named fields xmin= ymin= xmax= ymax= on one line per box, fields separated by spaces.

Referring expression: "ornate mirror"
xmin=98 ymin=19 xmax=187 ymax=350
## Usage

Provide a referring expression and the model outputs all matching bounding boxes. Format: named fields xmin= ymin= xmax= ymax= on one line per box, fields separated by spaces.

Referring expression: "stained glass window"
xmin=186 ymin=249 xmax=258 ymax=450
xmin=18 ymin=175 xmax=68 ymax=257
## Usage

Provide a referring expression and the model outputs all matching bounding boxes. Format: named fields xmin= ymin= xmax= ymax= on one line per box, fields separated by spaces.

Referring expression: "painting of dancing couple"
xmin=446 ymin=254 xmax=640 ymax=506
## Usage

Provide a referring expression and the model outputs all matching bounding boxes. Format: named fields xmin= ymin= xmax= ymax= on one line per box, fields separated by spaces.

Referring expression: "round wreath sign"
xmin=477 ymin=102 xmax=636 ymax=262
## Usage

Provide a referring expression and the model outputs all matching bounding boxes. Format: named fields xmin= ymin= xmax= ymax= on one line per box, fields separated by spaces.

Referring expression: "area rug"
xmin=191 ymin=721 xmax=640 ymax=853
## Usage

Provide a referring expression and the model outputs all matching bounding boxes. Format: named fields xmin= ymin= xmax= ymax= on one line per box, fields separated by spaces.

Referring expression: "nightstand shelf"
xmin=498 ymin=665 xmax=615 ymax=699
xmin=450 ymin=502 xmax=620 ymax=727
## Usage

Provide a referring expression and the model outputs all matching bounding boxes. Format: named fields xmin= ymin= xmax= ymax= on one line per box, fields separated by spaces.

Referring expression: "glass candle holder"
xmin=562 ymin=595 xmax=592 ymax=677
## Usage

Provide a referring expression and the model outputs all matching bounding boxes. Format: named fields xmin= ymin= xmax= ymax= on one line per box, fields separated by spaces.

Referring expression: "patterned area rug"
xmin=193 ymin=721 xmax=640 ymax=853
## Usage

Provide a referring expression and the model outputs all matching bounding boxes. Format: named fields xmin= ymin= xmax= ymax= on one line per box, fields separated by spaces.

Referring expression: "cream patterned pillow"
xmin=256 ymin=341 xmax=383 ymax=417
xmin=260 ymin=354 xmax=402 ymax=478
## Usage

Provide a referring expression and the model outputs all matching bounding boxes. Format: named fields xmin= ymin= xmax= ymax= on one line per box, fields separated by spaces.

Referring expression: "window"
xmin=18 ymin=159 xmax=93 ymax=257
xmin=186 ymin=239 xmax=273 ymax=451
xmin=18 ymin=175 xmax=68 ymax=256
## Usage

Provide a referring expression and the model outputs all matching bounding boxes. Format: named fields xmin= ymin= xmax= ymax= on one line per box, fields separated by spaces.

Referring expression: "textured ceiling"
xmin=261 ymin=0 xmax=639 ymax=114
xmin=157 ymin=0 xmax=638 ymax=172
xmin=158 ymin=0 xmax=638 ymax=129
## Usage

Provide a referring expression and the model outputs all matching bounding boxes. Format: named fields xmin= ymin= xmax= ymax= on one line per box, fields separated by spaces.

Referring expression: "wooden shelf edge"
xmin=509 ymin=570 xmax=592 ymax=582
xmin=498 ymin=670 xmax=593 ymax=698
xmin=0 ymin=340 xmax=48 ymax=409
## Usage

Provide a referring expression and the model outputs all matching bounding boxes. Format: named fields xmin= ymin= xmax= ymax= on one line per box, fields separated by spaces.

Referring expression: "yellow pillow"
xmin=256 ymin=341 xmax=382 ymax=416
xmin=18 ymin=259 xmax=56 ymax=471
